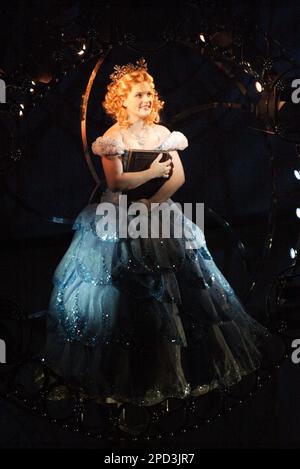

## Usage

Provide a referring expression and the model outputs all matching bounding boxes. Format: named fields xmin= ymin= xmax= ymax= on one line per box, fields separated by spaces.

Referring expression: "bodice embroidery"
xmin=91 ymin=130 xmax=188 ymax=159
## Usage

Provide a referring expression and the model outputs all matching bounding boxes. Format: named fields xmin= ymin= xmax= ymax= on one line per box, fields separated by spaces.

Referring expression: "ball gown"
xmin=41 ymin=130 xmax=272 ymax=406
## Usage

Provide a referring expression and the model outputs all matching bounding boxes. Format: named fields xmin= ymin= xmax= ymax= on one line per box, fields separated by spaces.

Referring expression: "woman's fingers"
xmin=154 ymin=153 xmax=163 ymax=162
xmin=151 ymin=154 xmax=172 ymax=178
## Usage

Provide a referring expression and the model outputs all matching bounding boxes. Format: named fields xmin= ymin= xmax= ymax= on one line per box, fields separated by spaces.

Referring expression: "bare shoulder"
xmin=103 ymin=123 xmax=122 ymax=141
xmin=154 ymin=124 xmax=171 ymax=138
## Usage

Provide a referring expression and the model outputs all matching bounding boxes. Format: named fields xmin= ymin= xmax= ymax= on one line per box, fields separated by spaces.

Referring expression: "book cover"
xmin=122 ymin=150 xmax=172 ymax=202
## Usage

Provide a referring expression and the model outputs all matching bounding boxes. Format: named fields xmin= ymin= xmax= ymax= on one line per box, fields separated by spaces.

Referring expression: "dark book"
xmin=122 ymin=149 xmax=173 ymax=202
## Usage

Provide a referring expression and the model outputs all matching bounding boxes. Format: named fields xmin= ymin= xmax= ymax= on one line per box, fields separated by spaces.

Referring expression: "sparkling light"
xmin=78 ymin=44 xmax=86 ymax=56
xmin=294 ymin=169 xmax=300 ymax=180
xmin=255 ymin=81 xmax=263 ymax=92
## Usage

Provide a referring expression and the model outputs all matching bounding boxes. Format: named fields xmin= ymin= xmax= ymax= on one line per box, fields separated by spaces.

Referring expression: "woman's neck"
xmin=127 ymin=118 xmax=147 ymax=134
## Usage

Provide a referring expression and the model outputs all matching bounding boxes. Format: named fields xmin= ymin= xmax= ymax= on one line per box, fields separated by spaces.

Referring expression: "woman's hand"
xmin=149 ymin=153 xmax=172 ymax=179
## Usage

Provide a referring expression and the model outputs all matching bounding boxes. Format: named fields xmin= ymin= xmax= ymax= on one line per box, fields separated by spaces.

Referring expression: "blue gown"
xmin=42 ymin=131 xmax=271 ymax=406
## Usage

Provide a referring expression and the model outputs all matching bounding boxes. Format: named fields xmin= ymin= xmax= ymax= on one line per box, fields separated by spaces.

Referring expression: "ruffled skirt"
xmin=42 ymin=190 xmax=272 ymax=406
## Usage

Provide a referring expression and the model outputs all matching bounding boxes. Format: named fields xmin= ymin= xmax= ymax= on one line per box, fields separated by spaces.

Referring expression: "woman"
xmin=42 ymin=58 xmax=272 ymax=406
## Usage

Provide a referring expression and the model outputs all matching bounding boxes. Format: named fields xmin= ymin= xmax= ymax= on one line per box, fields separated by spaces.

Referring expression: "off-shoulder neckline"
xmin=117 ymin=125 xmax=162 ymax=152
xmin=117 ymin=128 xmax=178 ymax=152
xmin=92 ymin=129 xmax=187 ymax=158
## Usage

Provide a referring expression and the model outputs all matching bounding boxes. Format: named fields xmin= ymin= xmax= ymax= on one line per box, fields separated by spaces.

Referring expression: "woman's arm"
xmin=97 ymin=128 xmax=153 ymax=192
xmin=99 ymin=133 xmax=172 ymax=192
xmin=102 ymin=155 xmax=172 ymax=192
xmin=101 ymin=156 xmax=154 ymax=192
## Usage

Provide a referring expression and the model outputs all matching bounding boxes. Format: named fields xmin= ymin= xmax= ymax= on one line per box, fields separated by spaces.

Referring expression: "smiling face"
xmin=122 ymin=81 xmax=154 ymax=123
xmin=103 ymin=69 xmax=164 ymax=128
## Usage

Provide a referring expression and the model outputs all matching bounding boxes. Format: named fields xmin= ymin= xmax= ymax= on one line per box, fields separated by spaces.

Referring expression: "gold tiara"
xmin=109 ymin=57 xmax=148 ymax=83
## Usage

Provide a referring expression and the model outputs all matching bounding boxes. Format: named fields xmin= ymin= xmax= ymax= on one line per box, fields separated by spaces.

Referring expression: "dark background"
xmin=0 ymin=0 xmax=299 ymax=449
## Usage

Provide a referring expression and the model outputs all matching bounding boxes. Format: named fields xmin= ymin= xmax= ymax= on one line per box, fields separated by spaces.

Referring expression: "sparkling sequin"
xmin=43 ymin=168 xmax=273 ymax=405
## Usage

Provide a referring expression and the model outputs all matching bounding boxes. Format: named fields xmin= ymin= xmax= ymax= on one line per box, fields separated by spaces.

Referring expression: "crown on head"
xmin=109 ymin=57 xmax=148 ymax=83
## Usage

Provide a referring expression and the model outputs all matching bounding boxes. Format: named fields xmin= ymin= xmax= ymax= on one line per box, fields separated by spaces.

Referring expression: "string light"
xmin=241 ymin=61 xmax=252 ymax=73
xmin=0 ymin=20 xmax=292 ymax=136
xmin=255 ymin=81 xmax=263 ymax=92
xmin=294 ymin=170 xmax=300 ymax=180
xmin=78 ymin=44 xmax=86 ymax=56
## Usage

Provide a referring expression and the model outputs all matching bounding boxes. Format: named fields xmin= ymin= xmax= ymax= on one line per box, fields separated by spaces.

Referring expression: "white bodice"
xmin=92 ymin=130 xmax=188 ymax=159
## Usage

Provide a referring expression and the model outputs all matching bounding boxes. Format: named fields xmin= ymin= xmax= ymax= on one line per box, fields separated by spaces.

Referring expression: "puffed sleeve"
xmin=91 ymin=136 xmax=126 ymax=160
xmin=156 ymin=131 xmax=188 ymax=152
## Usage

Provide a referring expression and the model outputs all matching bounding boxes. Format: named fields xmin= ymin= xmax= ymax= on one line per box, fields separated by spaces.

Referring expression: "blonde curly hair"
xmin=102 ymin=69 xmax=164 ymax=128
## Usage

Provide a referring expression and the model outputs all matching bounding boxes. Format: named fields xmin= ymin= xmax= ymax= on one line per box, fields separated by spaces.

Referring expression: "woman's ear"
xmin=122 ymin=94 xmax=129 ymax=107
